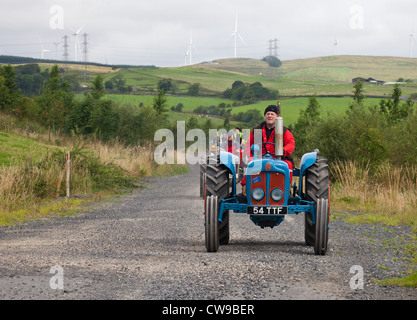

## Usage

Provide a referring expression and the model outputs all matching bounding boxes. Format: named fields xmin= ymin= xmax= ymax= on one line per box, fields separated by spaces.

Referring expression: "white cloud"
xmin=1 ymin=0 xmax=416 ymax=66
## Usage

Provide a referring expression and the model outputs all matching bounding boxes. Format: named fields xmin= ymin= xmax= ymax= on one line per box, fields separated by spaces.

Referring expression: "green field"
xmin=98 ymin=56 xmax=417 ymax=98
xmin=104 ymin=93 xmax=382 ymax=127
xmin=227 ymin=96 xmax=383 ymax=125
xmin=106 ymin=93 xmax=235 ymax=110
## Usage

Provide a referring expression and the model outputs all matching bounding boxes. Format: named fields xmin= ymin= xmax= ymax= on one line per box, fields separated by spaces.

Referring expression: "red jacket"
xmin=227 ymin=140 xmax=236 ymax=154
xmin=245 ymin=122 xmax=295 ymax=167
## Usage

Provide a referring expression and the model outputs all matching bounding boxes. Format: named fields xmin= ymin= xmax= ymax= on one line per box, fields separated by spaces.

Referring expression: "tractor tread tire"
xmin=314 ymin=198 xmax=329 ymax=255
xmin=205 ymin=161 xmax=230 ymax=246
xmin=205 ymin=195 xmax=219 ymax=252
xmin=304 ymin=157 xmax=329 ymax=247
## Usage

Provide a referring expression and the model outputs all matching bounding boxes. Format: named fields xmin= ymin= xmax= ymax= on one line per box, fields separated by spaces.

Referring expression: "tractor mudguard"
xmin=299 ymin=151 xmax=318 ymax=177
xmin=219 ymin=151 xmax=238 ymax=194
xmin=298 ymin=151 xmax=318 ymax=193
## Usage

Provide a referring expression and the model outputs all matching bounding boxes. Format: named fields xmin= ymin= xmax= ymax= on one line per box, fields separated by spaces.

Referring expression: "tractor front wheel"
xmin=205 ymin=161 xmax=230 ymax=245
xmin=314 ymin=198 xmax=329 ymax=255
xmin=205 ymin=195 xmax=219 ymax=252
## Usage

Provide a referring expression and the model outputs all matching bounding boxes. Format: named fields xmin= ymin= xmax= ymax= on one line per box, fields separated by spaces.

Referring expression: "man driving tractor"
xmin=241 ymin=103 xmax=295 ymax=196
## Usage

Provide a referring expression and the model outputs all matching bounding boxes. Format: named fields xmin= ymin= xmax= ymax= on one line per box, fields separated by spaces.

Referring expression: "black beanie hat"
xmin=264 ymin=105 xmax=278 ymax=115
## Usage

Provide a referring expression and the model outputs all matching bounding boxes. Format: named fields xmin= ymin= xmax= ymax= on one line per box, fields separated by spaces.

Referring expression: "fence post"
xmin=66 ymin=151 xmax=70 ymax=198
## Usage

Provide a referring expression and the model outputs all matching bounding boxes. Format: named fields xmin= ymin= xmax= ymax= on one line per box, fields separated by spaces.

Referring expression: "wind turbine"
xmin=231 ymin=13 xmax=245 ymax=58
xmin=72 ymin=25 xmax=84 ymax=61
xmin=185 ymin=32 xmax=197 ymax=65
xmin=39 ymin=39 xmax=50 ymax=59
xmin=409 ymin=29 xmax=416 ymax=58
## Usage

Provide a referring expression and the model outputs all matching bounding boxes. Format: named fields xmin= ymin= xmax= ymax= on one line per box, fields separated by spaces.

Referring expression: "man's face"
xmin=265 ymin=111 xmax=277 ymax=127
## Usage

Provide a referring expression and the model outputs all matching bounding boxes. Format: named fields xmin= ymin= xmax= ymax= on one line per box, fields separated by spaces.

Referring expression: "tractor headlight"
xmin=271 ymin=189 xmax=284 ymax=202
xmin=252 ymin=188 xmax=265 ymax=201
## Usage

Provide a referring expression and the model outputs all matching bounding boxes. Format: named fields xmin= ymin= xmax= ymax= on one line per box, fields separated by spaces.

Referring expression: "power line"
xmin=82 ymin=33 xmax=89 ymax=81
xmin=268 ymin=38 xmax=279 ymax=57
xmin=63 ymin=35 xmax=70 ymax=62
xmin=82 ymin=33 xmax=88 ymax=63
xmin=0 ymin=42 xmax=56 ymax=47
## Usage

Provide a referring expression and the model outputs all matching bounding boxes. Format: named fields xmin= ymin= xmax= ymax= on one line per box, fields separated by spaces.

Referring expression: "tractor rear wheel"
xmin=205 ymin=161 xmax=230 ymax=245
xmin=314 ymin=198 xmax=329 ymax=255
xmin=304 ymin=157 xmax=329 ymax=247
xmin=205 ymin=195 xmax=219 ymax=252
xmin=199 ymin=162 xmax=207 ymax=198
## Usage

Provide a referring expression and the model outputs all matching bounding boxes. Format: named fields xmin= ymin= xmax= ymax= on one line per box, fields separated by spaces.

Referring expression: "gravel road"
xmin=0 ymin=164 xmax=416 ymax=301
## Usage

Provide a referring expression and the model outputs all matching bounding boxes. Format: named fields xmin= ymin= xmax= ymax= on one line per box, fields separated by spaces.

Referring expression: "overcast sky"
xmin=1 ymin=0 xmax=417 ymax=67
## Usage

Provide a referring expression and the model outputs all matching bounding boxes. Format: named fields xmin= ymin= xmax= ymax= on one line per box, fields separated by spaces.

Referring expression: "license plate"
xmin=248 ymin=206 xmax=288 ymax=215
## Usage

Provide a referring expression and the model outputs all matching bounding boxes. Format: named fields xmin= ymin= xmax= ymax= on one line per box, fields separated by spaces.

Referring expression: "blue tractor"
xmin=202 ymin=116 xmax=330 ymax=255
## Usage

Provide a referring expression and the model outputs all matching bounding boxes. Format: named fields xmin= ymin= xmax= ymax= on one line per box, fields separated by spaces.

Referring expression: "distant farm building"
xmin=352 ymin=77 xmax=385 ymax=85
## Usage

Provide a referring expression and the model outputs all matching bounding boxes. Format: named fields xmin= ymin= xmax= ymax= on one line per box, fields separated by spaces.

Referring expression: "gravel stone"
xmin=0 ymin=164 xmax=416 ymax=300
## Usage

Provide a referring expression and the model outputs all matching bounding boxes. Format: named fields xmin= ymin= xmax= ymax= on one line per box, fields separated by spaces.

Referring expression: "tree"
xmin=352 ymin=79 xmax=365 ymax=106
xmin=133 ymin=105 xmax=162 ymax=144
xmin=0 ymin=76 xmax=10 ymax=112
xmin=152 ymin=89 xmax=168 ymax=115
xmin=232 ymin=80 xmax=244 ymax=89
xmin=91 ymin=75 xmax=105 ymax=100
xmin=379 ymin=84 xmax=414 ymax=123
xmin=105 ymin=80 xmax=114 ymax=90
xmin=223 ymin=80 xmax=278 ymax=102
xmin=0 ymin=64 xmax=20 ymax=113
xmin=157 ymin=79 xmax=173 ymax=92
xmin=90 ymin=100 xmax=120 ymax=141
xmin=65 ymin=94 xmax=94 ymax=135
xmin=172 ymin=103 xmax=184 ymax=112
xmin=187 ymin=83 xmax=200 ymax=96
xmin=223 ymin=116 xmax=230 ymax=131
xmin=245 ymin=109 xmax=263 ymax=128
xmin=262 ymin=56 xmax=282 ymax=68
xmin=0 ymin=64 xmax=17 ymax=92
xmin=37 ymin=65 xmax=74 ymax=137
xmin=293 ymin=94 xmax=321 ymax=156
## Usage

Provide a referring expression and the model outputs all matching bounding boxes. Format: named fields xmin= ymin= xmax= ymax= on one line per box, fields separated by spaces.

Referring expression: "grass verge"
xmin=0 ymin=126 xmax=187 ymax=227
xmin=330 ymin=160 xmax=417 ymax=287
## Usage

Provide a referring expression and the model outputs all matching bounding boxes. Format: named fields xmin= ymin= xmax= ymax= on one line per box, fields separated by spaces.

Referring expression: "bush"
xmin=262 ymin=56 xmax=282 ymax=68
xmin=188 ymin=83 xmax=200 ymax=96
xmin=294 ymin=85 xmax=416 ymax=171
xmin=222 ymin=80 xmax=279 ymax=102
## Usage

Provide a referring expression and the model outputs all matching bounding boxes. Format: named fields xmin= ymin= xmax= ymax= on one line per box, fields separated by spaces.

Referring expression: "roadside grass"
xmin=375 ymin=231 xmax=417 ymax=287
xmin=330 ymin=160 xmax=417 ymax=287
xmin=330 ymin=160 xmax=417 ymax=229
xmin=376 ymin=272 xmax=417 ymax=288
xmin=0 ymin=124 xmax=187 ymax=227
xmin=0 ymin=131 xmax=54 ymax=166
xmin=0 ymin=197 xmax=92 ymax=227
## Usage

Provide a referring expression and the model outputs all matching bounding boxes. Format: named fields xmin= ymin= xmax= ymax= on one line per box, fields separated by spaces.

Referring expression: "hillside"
xmin=201 ymin=55 xmax=417 ymax=83
xmin=96 ymin=55 xmax=417 ymax=97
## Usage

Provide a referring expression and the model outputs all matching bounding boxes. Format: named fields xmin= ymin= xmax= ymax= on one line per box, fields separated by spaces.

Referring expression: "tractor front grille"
xmin=250 ymin=172 xmax=286 ymax=206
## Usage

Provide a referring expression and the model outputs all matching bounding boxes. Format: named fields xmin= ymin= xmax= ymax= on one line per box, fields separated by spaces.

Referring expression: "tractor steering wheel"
xmin=254 ymin=142 xmax=275 ymax=157
xmin=263 ymin=142 xmax=275 ymax=157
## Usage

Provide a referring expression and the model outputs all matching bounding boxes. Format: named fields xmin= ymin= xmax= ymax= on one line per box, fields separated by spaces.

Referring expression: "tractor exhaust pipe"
xmin=275 ymin=102 xmax=284 ymax=158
